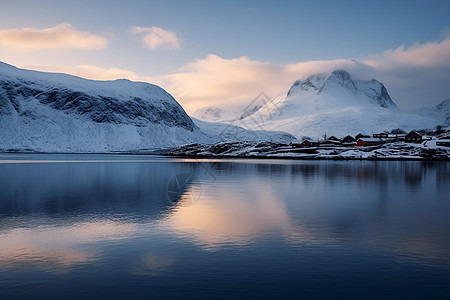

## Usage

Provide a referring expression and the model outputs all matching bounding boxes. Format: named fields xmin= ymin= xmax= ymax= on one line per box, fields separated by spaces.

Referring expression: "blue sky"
xmin=0 ymin=0 xmax=449 ymax=111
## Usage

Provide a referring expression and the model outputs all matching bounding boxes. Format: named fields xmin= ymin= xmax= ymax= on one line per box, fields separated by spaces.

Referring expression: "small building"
xmin=327 ymin=136 xmax=341 ymax=142
xmin=355 ymin=133 xmax=370 ymax=140
xmin=373 ymin=133 xmax=388 ymax=138
xmin=290 ymin=139 xmax=315 ymax=148
xmin=405 ymin=131 xmax=422 ymax=143
xmin=436 ymin=139 xmax=450 ymax=147
xmin=342 ymin=135 xmax=355 ymax=142
xmin=321 ymin=136 xmax=342 ymax=146
xmin=342 ymin=135 xmax=356 ymax=146
xmin=356 ymin=138 xmax=382 ymax=147
xmin=299 ymin=140 xmax=313 ymax=147
xmin=289 ymin=140 xmax=302 ymax=148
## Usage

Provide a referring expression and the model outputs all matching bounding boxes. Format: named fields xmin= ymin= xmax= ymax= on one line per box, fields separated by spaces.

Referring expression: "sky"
xmin=0 ymin=0 xmax=449 ymax=113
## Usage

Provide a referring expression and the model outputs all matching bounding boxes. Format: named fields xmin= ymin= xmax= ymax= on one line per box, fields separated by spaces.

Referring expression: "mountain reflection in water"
xmin=0 ymin=154 xmax=449 ymax=299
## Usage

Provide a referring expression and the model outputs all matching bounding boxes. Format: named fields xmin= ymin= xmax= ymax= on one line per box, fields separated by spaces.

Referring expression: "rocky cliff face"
xmin=0 ymin=62 xmax=195 ymax=130
xmin=0 ymin=61 xmax=208 ymax=152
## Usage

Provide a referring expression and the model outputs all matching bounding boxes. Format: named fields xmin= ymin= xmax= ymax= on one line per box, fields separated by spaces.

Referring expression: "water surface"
xmin=0 ymin=154 xmax=449 ymax=299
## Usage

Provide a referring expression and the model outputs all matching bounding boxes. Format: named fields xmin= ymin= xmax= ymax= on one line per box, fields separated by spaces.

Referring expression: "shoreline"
xmin=1 ymin=150 xmax=449 ymax=161
xmin=162 ymin=153 xmax=450 ymax=161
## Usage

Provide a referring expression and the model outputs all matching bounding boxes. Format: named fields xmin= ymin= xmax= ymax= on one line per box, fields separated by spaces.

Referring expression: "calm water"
xmin=0 ymin=154 xmax=449 ymax=299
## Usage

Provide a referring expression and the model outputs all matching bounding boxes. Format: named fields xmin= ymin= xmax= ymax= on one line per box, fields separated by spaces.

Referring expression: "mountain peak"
xmin=412 ymin=98 xmax=450 ymax=126
xmin=321 ymin=69 xmax=357 ymax=94
xmin=285 ymin=69 xmax=397 ymax=109
xmin=287 ymin=70 xmax=357 ymax=96
xmin=429 ymin=99 xmax=450 ymax=125
xmin=238 ymin=66 xmax=436 ymax=138
xmin=286 ymin=73 xmax=327 ymax=95
xmin=436 ymin=99 xmax=450 ymax=110
xmin=329 ymin=69 xmax=352 ymax=81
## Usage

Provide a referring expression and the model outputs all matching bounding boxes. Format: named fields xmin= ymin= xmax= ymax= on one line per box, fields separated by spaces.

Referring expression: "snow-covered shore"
xmin=168 ymin=140 xmax=450 ymax=160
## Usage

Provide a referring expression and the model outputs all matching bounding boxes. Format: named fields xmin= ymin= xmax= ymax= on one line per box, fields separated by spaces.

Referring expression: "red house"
xmin=290 ymin=139 xmax=313 ymax=148
xmin=405 ymin=131 xmax=422 ymax=143
xmin=300 ymin=140 xmax=312 ymax=147
xmin=356 ymin=138 xmax=382 ymax=147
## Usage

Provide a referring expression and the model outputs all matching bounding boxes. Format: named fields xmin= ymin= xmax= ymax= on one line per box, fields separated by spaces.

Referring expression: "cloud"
xmin=358 ymin=34 xmax=450 ymax=110
xmin=0 ymin=22 xmax=108 ymax=52
xmin=159 ymin=34 xmax=450 ymax=112
xmin=130 ymin=26 xmax=180 ymax=49
xmin=158 ymin=55 xmax=362 ymax=112
xmin=19 ymin=34 xmax=450 ymax=113
xmin=365 ymin=35 xmax=450 ymax=69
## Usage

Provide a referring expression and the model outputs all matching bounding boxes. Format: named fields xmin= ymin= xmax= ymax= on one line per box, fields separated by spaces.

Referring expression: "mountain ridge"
xmin=196 ymin=69 xmax=440 ymax=138
xmin=285 ymin=70 xmax=397 ymax=110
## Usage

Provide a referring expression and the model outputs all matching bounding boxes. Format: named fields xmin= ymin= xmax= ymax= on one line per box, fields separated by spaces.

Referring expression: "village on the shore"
xmin=169 ymin=128 xmax=450 ymax=160
xmin=290 ymin=129 xmax=450 ymax=148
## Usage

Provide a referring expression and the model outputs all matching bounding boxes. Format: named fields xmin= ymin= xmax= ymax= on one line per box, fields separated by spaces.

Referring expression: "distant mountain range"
xmin=0 ymin=62 xmax=292 ymax=152
xmin=194 ymin=70 xmax=448 ymax=139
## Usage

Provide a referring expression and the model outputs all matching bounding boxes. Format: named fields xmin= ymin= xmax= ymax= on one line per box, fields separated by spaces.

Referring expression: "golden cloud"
xmin=16 ymin=34 xmax=450 ymax=112
xmin=159 ymin=35 xmax=450 ymax=112
xmin=158 ymin=55 xmax=359 ymax=112
xmin=0 ymin=22 xmax=108 ymax=52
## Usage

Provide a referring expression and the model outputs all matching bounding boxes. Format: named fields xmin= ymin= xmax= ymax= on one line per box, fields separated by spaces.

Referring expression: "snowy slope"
xmin=238 ymin=70 xmax=437 ymax=138
xmin=192 ymin=106 xmax=244 ymax=122
xmin=416 ymin=99 xmax=450 ymax=126
xmin=193 ymin=104 xmax=267 ymax=123
xmin=0 ymin=61 xmax=292 ymax=152
xmin=192 ymin=107 xmax=229 ymax=122
xmin=0 ymin=61 xmax=214 ymax=152
xmin=192 ymin=117 xmax=295 ymax=143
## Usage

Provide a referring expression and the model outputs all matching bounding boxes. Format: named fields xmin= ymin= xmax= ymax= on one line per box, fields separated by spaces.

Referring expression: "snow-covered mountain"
xmin=192 ymin=117 xmax=294 ymax=144
xmin=416 ymin=99 xmax=450 ymax=126
xmin=286 ymin=70 xmax=397 ymax=109
xmin=0 ymin=62 xmax=292 ymax=152
xmin=192 ymin=104 xmax=264 ymax=122
xmin=192 ymin=106 xmax=243 ymax=122
xmin=236 ymin=70 xmax=437 ymax=138
xmin=192 ymin=107 xmax=227 ymax=122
